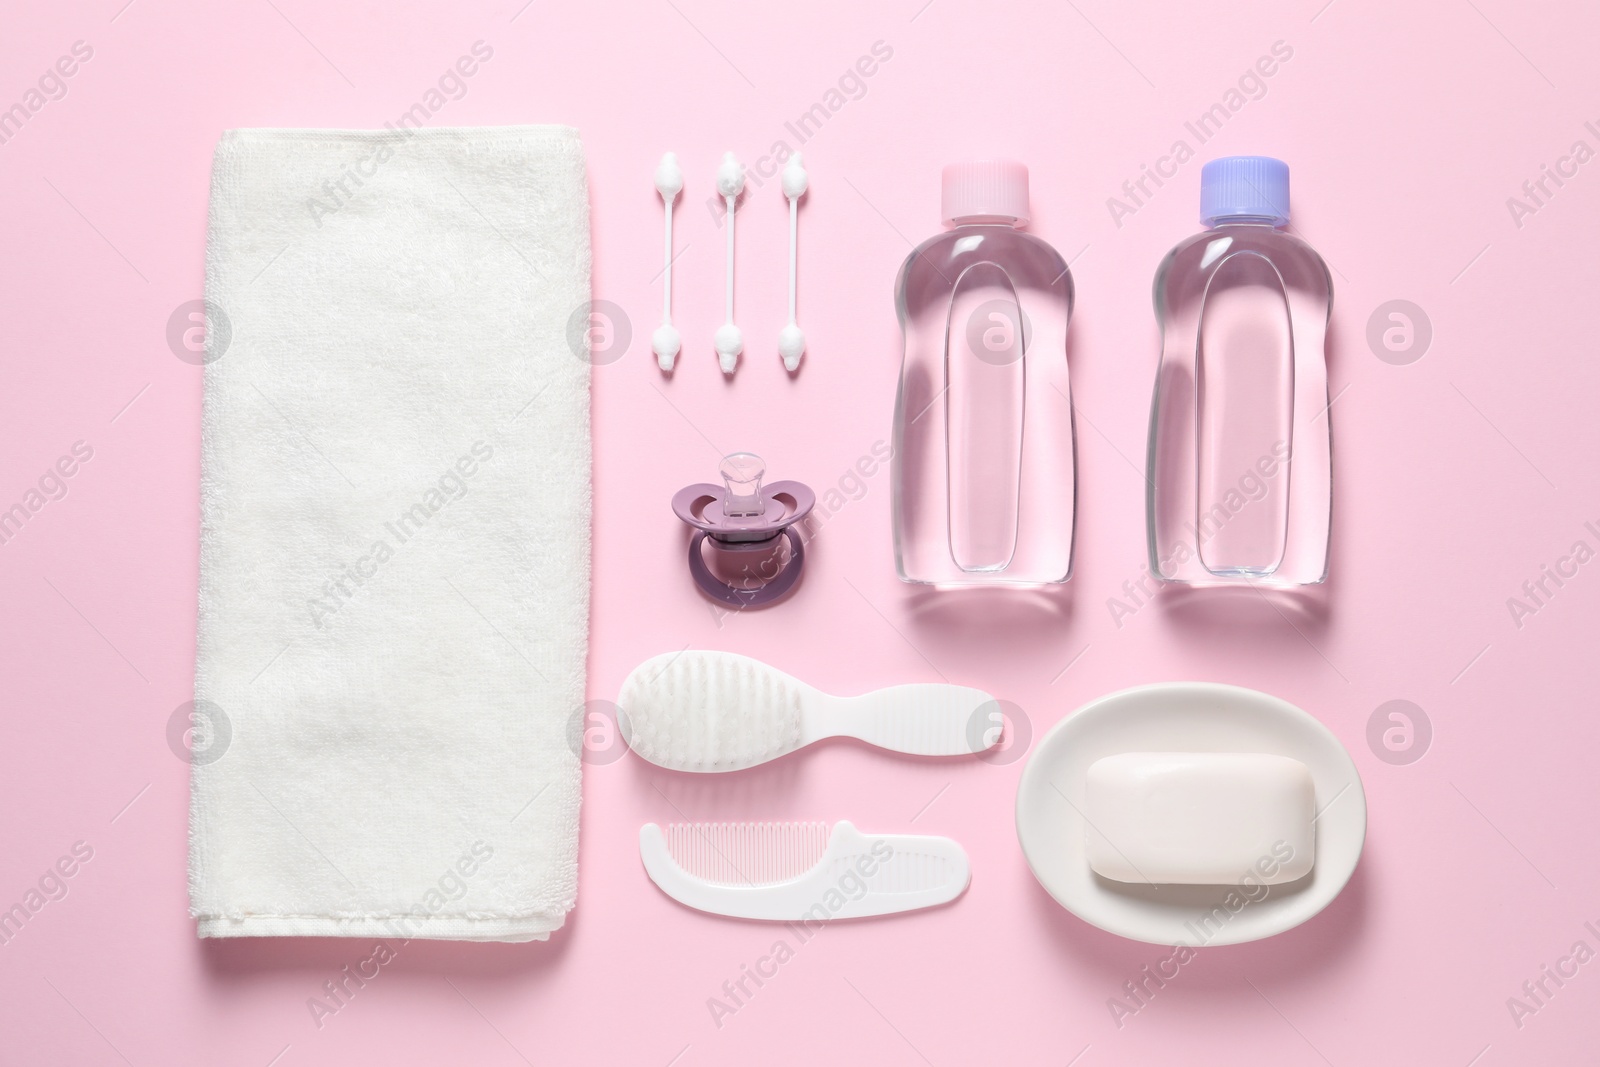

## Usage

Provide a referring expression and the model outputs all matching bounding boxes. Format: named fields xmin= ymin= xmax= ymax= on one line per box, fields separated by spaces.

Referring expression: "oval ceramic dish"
xmin=1016 ymin=682 xmax=1366 ymax=946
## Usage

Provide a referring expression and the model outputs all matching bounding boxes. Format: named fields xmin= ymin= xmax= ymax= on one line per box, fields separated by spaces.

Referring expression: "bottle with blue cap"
xmin=1145 ymin=156 xmax=1333 ymax=587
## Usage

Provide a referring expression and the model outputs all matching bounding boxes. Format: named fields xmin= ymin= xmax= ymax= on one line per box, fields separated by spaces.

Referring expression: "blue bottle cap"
xmin=1200 ymin=156 xmax=1290 ymax=227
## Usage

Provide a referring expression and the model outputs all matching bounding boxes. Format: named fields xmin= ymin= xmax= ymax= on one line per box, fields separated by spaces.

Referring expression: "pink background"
xmin=3 ymin=0 xmax=1598 ymax=1063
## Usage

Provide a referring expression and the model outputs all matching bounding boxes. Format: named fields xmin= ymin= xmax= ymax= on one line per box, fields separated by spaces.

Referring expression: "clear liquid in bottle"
xmin=892 ymin=162 xmax=1076 ymax=586
xmin=1146 ymin=156 xmax=1332 ymax=586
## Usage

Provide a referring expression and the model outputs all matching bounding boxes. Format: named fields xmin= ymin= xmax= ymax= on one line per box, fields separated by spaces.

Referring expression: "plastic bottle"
xmin=892 ymin=162 xmax=1076 ymax=586
xmin=1145 ymin=156 xmax=1332 ymax=586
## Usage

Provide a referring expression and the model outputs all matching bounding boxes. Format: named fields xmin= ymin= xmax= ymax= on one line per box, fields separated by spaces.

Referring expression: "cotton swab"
xmin=714 ymin=151 xmax=745 ymax=375
xmin=778 ymin=152 xmax=808 ymax=372
xmin=652 ymin=152 xmax=683 ymax=372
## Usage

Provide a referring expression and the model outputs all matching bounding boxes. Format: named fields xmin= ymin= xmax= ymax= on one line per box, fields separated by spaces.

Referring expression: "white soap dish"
xmin=1015 ymin=682 xmax=1366 ymax=946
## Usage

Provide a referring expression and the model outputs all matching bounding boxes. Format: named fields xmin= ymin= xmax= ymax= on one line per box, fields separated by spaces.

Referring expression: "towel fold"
xmin=190 ymin=126 xmax=590 ymax=942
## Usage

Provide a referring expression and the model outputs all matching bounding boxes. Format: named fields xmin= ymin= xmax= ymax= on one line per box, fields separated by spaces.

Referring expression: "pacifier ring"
xmin=687 ymin=528 xmax=806 ymax=606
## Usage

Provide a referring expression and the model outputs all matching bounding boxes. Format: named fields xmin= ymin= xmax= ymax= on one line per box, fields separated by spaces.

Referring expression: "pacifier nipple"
xmin=720 ymin=452 xmax=766 ymax=517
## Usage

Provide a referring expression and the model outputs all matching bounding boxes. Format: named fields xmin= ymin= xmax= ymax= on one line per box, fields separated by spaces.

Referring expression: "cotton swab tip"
xmin=715 ymin=323 xmax=743 ymax=374
xmin=717 ymin=152 xmax=745 ymax=199
xmin=655 ymin=152 xmax=683 ymax=201
xmin=781 ymin=152 xmax=808 ymax=200
xmin=653 ymin=323 xmax=681 ymax=371
xmin=778 ymin=324 xmax=805 ymax=371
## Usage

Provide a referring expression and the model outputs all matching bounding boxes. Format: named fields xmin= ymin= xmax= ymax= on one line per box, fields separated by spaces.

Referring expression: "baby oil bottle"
xmin=1145 ymin=156 xmax=1332 ymax=586
xmin=891 ymin=162 xmax=1076 ymax=586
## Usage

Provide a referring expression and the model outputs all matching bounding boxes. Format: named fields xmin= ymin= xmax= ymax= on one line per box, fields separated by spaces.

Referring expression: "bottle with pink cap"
xmin=891 ymin=161 xmax=1076 ymax=586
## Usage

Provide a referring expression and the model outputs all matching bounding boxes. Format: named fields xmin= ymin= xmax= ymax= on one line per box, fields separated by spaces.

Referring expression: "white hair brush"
xmin=618 ymin=650 xmax=999 ymax=772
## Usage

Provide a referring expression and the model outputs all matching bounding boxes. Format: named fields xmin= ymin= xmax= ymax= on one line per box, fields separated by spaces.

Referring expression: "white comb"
xmin=639 ymin=820 xmax=970 ymax=920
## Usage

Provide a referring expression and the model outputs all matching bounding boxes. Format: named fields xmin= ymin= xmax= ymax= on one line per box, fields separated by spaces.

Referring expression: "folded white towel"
xmin=190 ymin=126 xmax=590 ymax=942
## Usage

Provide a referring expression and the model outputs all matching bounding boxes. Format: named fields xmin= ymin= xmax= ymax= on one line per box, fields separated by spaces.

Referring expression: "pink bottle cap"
xmin=941 ymin=161 xmax=1030 ymax=227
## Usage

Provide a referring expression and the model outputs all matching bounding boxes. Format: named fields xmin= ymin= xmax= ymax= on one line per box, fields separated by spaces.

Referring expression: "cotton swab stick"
xmin=778 ymin=152 xmax=808 ymax=372
xmin=652 ymin=152 xmax=683 ymax=371
xmin=714 ymin=151 xmax=745 ymax=375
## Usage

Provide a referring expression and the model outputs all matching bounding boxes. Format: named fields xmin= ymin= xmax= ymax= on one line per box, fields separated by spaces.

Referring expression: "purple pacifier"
xmin=671 ymin=452 xmax=815 ymax=607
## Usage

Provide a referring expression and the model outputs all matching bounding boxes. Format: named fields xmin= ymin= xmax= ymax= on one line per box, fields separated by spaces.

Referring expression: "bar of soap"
xmin=1084 ymin=752 xmax=1315 ymax=885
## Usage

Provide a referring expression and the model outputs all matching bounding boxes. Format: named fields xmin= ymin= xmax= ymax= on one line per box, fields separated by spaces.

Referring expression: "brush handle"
xmin=640 ymin=821 xmax=970 ymax=921
xmin=810 ymin=685 xmax=998 ymax=757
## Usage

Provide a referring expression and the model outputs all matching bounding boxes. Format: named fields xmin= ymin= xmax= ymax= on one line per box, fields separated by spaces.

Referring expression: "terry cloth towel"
xmin=190 ymin=127 xmax=590 ymax=942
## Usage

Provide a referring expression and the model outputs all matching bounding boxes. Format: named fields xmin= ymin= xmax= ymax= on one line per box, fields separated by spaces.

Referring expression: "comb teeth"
xmin=820 ymin=846 xmax=962 ymax=893
xmin=663 ymin=821 xmax=830 ymax=885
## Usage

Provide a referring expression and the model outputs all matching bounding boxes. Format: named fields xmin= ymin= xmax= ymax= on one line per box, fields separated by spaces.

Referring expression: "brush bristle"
xmin=620 ymin=651 xmax=805 ymax=771
xmin=662 ymin=821 xmax=830 ymax=884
